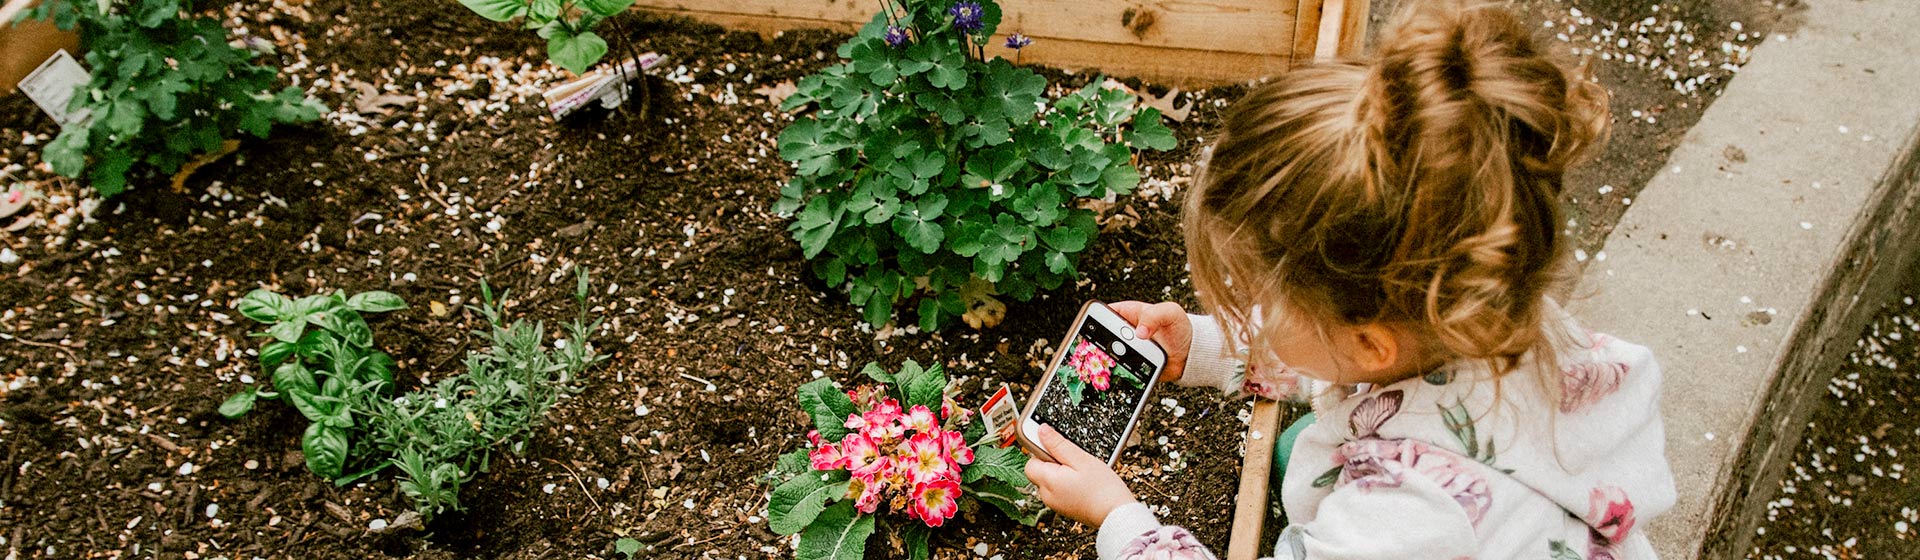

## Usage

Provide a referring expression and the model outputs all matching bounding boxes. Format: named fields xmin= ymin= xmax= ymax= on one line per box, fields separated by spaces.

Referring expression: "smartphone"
xmin=1018 ymin=301 xmax=1167 ymax=466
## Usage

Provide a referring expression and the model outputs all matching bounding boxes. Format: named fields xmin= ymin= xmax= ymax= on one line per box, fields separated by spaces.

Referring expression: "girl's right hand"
xmin=1108 ymin=301 xmax=1190 ymax=383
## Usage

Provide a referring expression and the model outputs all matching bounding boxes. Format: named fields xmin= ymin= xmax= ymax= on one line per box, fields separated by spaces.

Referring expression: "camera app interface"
xmin=1030 ymin=319 xmax=1158 ymax=461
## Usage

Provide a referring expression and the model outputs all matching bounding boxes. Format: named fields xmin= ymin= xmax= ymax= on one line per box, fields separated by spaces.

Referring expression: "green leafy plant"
xmin=222 ymin=271 xmax=605 ymax=518
xmin=457 ymin=0 xmax=642 ymax=75
xmin=222 ymin=288 xmax=407 ymax=480
xmin=765 ymin=360 xmax=1037 ymax=560
xmin=22 ymin=0 xmax=326 ymax=196
xmin=364 ymin=274 xmax=605 ymax=516
xmin=774 ymin=0 xmax=1176 ymax=331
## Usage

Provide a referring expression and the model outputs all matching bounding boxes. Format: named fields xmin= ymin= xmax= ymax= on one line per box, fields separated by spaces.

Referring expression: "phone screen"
xmin=1029 ymin=316 xmax=1161 ymax=462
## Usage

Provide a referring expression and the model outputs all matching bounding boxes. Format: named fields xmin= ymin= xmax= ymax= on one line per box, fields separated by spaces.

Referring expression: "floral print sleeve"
xmin=1181 ymin=314 xmax=1309 ymax=403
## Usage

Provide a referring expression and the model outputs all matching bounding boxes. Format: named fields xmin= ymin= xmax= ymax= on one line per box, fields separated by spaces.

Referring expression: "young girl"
xmin=1023 ymin=1 xmax=1675 ymax=558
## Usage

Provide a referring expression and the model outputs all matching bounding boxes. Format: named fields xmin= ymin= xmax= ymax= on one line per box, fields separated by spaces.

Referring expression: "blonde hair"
xmin=1185 ymin=0 xmax=1609 ymax=383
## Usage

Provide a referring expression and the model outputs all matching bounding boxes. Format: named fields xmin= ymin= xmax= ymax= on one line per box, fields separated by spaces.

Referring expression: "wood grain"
xmin=634 ymin=0 xmax=1319 ymax=87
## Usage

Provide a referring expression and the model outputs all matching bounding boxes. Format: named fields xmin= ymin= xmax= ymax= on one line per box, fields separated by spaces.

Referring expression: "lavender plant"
xmin=774 ymin=0 xmax=1177 ymax=331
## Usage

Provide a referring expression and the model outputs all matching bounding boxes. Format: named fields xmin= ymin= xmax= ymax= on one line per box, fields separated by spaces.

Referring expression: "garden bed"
xmin=0 ymin=0 xmax=1791 ymax=558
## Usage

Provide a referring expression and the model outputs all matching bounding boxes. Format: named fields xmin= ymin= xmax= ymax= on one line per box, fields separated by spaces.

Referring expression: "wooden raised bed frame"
xmin=634 ymin=0 xmax=1368 ymax=88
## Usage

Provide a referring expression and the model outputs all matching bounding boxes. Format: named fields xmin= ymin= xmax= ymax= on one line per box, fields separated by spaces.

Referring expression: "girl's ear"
xmin=1346 ymin=323 xmax=1402 ymax=374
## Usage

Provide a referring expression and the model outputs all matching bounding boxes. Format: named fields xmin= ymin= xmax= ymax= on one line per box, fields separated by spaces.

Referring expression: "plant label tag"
xmin=19 ymin=50 xmax=92 ymax=127
xmin=980 ymin=384 xmax=1019 ymax=448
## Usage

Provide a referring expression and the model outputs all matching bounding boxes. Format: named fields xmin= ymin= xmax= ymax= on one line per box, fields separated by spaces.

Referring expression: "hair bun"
xmin=1365 ymin=0 xmax=1610 ymax=180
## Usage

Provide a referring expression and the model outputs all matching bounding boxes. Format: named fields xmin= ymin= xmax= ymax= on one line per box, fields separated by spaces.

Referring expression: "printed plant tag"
xmin=19 ymin=50 xmax=91 ymax=127
xmin=980 ymin=384 xmax=1019 ymax=448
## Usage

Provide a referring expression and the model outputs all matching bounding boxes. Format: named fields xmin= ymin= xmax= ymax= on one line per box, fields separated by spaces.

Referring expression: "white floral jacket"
xmin=1096 ymin=314 xmax=1676 ymax=560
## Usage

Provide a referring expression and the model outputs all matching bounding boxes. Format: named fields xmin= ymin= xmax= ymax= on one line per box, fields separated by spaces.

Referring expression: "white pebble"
xmin=369 ymin=518 xmax=389 ymax=531
xmin=178 ymin=462 xmax=195 ymax=476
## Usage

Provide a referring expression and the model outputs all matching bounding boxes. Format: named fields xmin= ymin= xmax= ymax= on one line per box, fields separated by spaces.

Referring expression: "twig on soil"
xmin=546 ymin=458 xmax=602 ymax=512
xmin=671 ymin=530 xmax=732 ymax=550
xmin=145 ymin=433 xmax=187 ymax=455
xmin=1 ymin=333 xmax=79 ymax=362
xmin=675 ymin=372 xmax=715 ymax=390
xmin=0 ymin=437 xmax=18 ymax=504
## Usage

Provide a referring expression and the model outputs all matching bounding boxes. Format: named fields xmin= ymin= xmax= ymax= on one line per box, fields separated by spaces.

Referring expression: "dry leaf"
xmin=0 ymin=188 xmax=28 ymax=219
xmin=960 ymin=278 xmax=1007 ymax=330
xmin=429 ymin=301 xmax=449 ymax=317
xmin=348 ymin=80 xmax=417 ymax=115
xmin=1139 ymin=88 xmax=1193 ymax=122
xmin=753 ymin=80 xmax=798 ymax=106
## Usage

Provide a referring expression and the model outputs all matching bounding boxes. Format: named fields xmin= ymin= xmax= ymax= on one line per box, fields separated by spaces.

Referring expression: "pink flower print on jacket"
xmin=1348 ymin=389 xmax=1404 ymax=438
xmin=1114 ymin=526 xmax=1218 ymax=560
xmin=1560 ymin=362 xmax=1629 ymax=413
xmin=1587 ymin=485 xmax=1636 ymax=544
xmin=1332 ymin=438 xmax=1494 ymax=526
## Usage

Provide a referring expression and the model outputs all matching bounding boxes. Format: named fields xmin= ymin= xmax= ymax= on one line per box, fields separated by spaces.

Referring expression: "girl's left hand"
xmin=1024 ymin=424 xmax=1139 ymax=527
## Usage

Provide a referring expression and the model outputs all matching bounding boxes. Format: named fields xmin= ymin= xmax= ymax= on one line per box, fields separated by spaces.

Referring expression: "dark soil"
xmin=1748 ymin=277 xmax=1920 ymax=558
xmin=0 ymin=0 xmax=1794 ymax=559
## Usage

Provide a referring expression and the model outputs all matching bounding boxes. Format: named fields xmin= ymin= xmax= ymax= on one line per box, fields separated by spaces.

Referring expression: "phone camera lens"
xmin=1111 ymin=341 xmax=1128 ymax=356
xmin=1120 ymin=327 xmax=1135 ymax=339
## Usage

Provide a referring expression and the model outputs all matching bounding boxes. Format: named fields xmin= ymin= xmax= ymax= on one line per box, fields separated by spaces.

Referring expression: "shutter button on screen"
xmin=1111 ymin=341 xmax=1128 ymax=356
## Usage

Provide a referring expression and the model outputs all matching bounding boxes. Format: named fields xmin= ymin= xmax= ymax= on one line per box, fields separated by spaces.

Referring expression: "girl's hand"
xmin=1023 ymin=424 xmax=1139 ymax=528
xmin=1108 ymin=301 xmax=1190 ymax=383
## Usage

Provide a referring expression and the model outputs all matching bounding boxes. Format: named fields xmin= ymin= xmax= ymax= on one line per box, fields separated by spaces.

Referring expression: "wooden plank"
xmin=644 ymin=9 xmax=1295 ymax=88
xmin=1226 ymin=398 xmax=1287 ymax=560
xmin=1290 ymin=0 xmax=1323 ymax=65
xmin=1312 ymin=0 xmax=1367 ymax=59
xmin=636 ymin=0 xmax=1299 ymax=56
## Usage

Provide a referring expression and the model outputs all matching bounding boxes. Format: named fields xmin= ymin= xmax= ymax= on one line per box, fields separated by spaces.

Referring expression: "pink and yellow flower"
xmin=909 ymin=478 xmax=961 ymax=527
xmin=1068 ymin=339 xmax=1118 ymax=390
xmin=842 ymin=433 xmax=887 ymax=476
xmin=905 ymin=405 xmax=939 ymax=433
xmin=847 ymin=472 xmax=886 ymax=514
xmin=809 ymin=441 xmax=847 ymax=471
xmin=900 ymin=432 xmax=952 ymax=484
xmin=941 ymin=430 xmax=974 ymax=467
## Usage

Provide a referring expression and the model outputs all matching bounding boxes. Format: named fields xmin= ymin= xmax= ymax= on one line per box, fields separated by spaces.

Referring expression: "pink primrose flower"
xmin=941 ymin=430 xmax=974 ymax=467
xmin=909 ymin=477 xmax=962 ymax=527
xmin=842 ymin=433 xmax=886 ymax=476
xmin=847 ymin=471 xmax=885 ymax=514
xmin=899 ymin=432 xmax=952 ymax=484
xmin=905 ymin=405 xmax=939 ymax=434
xmin=809 ymin=441 xmax=847 ymax=471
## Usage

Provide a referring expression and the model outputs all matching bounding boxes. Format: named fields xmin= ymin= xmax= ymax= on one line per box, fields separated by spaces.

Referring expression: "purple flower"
xmin=883 ymin=26 xmax=910 ymax=47
xmin=1004 ymin=33 xmax=1032 ymax=50
xmin=948 ymin=1 xmax=984 ymax=33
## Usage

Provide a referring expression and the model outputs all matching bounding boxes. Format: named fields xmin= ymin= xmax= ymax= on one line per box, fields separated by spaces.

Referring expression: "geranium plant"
xmin=766 ymin=360 xmax=1037 ymax=559
xmin=23 ymin=0 xmax=326 ymax=196
xmin=458 ymin=0 xmax=644 ymax=75
xmin=774 ymin=0 xmax=1177 ymax=331
xmin=1054 ymin=339 xmax=1141 ymax=405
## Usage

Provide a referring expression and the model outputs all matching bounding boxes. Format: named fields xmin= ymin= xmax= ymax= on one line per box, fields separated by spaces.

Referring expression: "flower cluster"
xmin=948 ymin=1 xmax=985 ymax=33
xmin=1067 ymin=339 xmax=1118 ymax=391
xmin=806 ymin=387 xmax=977 ymax=527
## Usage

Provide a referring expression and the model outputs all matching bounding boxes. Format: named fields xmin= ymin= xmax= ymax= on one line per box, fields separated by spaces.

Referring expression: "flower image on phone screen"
xmin=1028 ymin=319 xmax=1158 ymax=461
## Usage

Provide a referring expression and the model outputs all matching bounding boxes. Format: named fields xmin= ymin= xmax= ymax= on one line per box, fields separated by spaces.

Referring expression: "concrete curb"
xmin=1565 ymin=0 xmax=1920 ymax=557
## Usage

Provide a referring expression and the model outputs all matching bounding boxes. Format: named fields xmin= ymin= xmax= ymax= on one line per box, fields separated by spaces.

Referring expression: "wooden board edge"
xmin=1226 ymin=398 xmax=1287 ymax=560
xmin=635 ymin=8 xmax=1296 ymax=88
